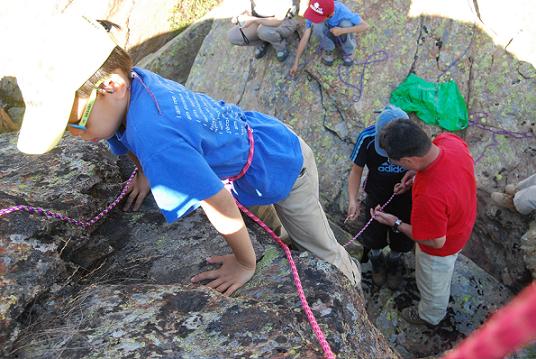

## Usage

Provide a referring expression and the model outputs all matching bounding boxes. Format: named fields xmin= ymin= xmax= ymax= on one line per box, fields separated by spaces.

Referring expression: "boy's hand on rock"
xmin=289 ymin=63 xmax=299 ymax=77
xmin=123 ymin=171 xmax=150 ymax=211
xmin=191 ymin=254 xmax=255 ymax=296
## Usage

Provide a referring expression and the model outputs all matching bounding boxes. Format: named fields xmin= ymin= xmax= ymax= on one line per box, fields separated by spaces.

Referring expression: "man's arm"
xmin=192 ymin=187 xmax=256 ymax=295
xmin=371 ymin=206 xmax=447 ymax=248
xmin=290 ymin=26 xmax=312 ymax=76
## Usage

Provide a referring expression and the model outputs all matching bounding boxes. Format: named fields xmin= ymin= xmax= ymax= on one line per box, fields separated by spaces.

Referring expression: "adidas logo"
xmin=378 ymin=161 xmax=406 ymax=174
xmin=310 ymin=2 xmax=324 ymax=15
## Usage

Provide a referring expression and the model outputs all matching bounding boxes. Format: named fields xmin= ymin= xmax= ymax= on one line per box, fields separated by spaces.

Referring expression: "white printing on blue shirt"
xmin=107 ymin=68 xmax=303 ymax=222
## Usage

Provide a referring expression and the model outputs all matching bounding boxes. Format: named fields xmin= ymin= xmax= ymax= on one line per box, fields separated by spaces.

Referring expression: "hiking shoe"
xmin=321 ymin=50 xmax=335 ymax=66
xmin=401 ymin=306 xmax=437 ymax=327
xmin=491 ymin=192 xmax=515 ymax=210
xmin=254 ymin=42 xmax=269 ymax=59
xmin=370 ymin=252 xmax=386 ymax=286
xmin=342 ymin=53 xmax=354 ymax=66
xmin=276 ymin=49 xmax=289 ymax=62
xmin=505 ymin=184 xmax=517 ymax=195
xmin=386 ymin=255 xmax=404 ymax=290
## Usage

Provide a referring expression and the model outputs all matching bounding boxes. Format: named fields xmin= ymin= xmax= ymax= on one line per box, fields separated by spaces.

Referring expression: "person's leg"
xmin=311 ymin=22 xmax=335 ymax=65
xmin=513 ymin=185 xmax=536 ymax=215
xmin=361 ymin=197 xmax=389 ymax=285
xmin=516 ymin=174 xmax=536 ymax=191
xmin=386 ymin=193 xmax=414 ymax=289
xmin=274 ymin=138 xmax=361 ymax=286
xmin=228 ymin=24 xmax=262 ymax=46
xmin=257 ymin=19 xmax=298 ymax=61
xmin=334 ymin=20 xmax=356 ymax=65
xmin=247 ymin=205 xmax=289 ymax=244
xmin=334 ymin=20 xmax=357 ymax=54
xmin=415 ymin=246 xmax=458 ymax=325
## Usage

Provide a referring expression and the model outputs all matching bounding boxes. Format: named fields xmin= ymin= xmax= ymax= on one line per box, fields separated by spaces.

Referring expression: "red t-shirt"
xmin=411 ymin=133 xmax=477 ymax=256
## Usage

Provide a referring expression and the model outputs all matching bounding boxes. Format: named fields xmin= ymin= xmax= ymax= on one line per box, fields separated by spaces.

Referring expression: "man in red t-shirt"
xmin=371 ymin=119 xmax=476 ymax=327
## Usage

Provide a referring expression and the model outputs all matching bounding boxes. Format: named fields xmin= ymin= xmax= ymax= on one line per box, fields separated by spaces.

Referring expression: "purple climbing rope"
xmin=337 ymin=50 xmax=389 ymax=102
xmin=468 ymin=111 xmax=534 ymax=164
xmin=0 ymin=168 xmax=138 ymax=228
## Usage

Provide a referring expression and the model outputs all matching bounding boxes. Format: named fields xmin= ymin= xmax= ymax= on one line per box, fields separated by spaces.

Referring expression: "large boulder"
xmin=172 ymin=0 xmax=536 ymax=290
xmin=0 ymin=132 xmax=397 ymax=358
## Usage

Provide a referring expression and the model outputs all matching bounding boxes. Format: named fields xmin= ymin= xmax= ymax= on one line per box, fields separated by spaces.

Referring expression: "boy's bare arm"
xmin=193 ymin=188 xmax=256 ymax=295
xmin=124 ymin=152 xmax=150 ymax=211
xmin=290 ymin=26 xmax=312 ymax=76
xmin=347 ymin=164 xmax=364 ymax=221
xmin=330 ymin=21 xmax=369 ymax=36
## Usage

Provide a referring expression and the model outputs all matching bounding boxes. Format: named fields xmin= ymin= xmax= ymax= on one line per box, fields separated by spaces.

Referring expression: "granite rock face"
xmin=0 ymin=132 xmax=396 ymax=358
xmin=2 ymin=0 xmax=536 ymax=357
xmin=178 ymin=0 xmax=536 ymax=290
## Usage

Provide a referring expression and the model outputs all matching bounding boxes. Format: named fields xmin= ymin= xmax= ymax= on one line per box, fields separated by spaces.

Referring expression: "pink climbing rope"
xmin=1 ymin=129 xmax=335 ymax=358
xmin=0 ymin=168 xmax=138 ymax=228
xmin=224 ymin=126 xmax=335 ymax=358
xmin=234 ymin=200 xmax=335 ymax=359
xmin=441 ymin=281 xmax=536 ymax=359
xmin=343 ymin=193 xmax=396 ymax=247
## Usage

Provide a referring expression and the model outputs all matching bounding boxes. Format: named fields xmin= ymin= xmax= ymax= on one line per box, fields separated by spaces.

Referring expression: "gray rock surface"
xmin=1 ymin=132 xmax=396 ymax=358
xmin=178 ymin=0 xmax=536 ymax=291
xmin=2 ymin=0 xmax=536 ymax=357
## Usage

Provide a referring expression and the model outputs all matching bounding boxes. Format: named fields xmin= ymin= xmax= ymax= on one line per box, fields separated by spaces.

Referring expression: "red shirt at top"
xmin=411 ymin=133 xmax=477 ymax=256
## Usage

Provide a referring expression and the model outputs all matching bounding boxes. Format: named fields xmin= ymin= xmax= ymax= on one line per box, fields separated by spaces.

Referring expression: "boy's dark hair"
xmin=379 ymin=120 xmax=432 ymax=160
xmin=77 ymin=46 xmax=133 ymax=97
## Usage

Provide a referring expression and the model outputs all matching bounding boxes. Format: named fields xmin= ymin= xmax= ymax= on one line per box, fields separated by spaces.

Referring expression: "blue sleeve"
xmin=350 ymin=127 xmax=374 ymax=167
xmin=305 ymin=19 xmax=313 ymax=28
xmin=141 ymin=142 xmax=224 ymax=222
xmin=106 ymin=136 xmax=129 ymax=155
xmin=350 ymin=12 xmax=362 ymax=25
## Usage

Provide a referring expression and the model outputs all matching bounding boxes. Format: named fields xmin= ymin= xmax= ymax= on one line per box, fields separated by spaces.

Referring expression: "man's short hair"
xmin=379 ymin=120 xmax=432 ymax=160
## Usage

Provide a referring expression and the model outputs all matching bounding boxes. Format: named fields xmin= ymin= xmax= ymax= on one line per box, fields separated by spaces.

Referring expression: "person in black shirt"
xmin=347 ymin=105 xmax=414 ymax=288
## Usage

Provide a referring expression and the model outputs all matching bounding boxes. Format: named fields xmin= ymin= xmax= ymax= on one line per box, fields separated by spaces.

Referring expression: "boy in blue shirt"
xmin=15 ymin=15 xmax=360 ymax=295
xmin=290 ymin=0 xmax=369 ymax=75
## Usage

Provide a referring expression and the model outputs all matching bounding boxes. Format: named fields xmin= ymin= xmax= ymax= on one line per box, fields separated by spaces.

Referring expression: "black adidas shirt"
xmin=351 ymin=126 xmax=410 ymax=203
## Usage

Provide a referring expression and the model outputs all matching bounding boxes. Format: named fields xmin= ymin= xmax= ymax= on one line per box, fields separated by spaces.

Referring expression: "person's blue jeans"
xmin=312 ymin=20 xmax=356 ymax=55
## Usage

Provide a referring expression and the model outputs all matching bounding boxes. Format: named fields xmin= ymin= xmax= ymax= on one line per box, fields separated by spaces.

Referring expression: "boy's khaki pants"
xmin=270 ymin=138 xmax=361 ymax=286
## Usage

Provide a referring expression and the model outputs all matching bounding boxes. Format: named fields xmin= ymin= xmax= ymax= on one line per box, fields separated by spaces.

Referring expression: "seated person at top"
xmin=228 ymin=0 xmax=300 ymax=62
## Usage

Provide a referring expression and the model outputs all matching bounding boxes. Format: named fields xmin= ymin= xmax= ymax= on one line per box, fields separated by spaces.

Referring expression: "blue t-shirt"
xmin=305 ymin=1 xmax=362 ymax=29
xmin=107 ymin=67 xmax=303 ymax=222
